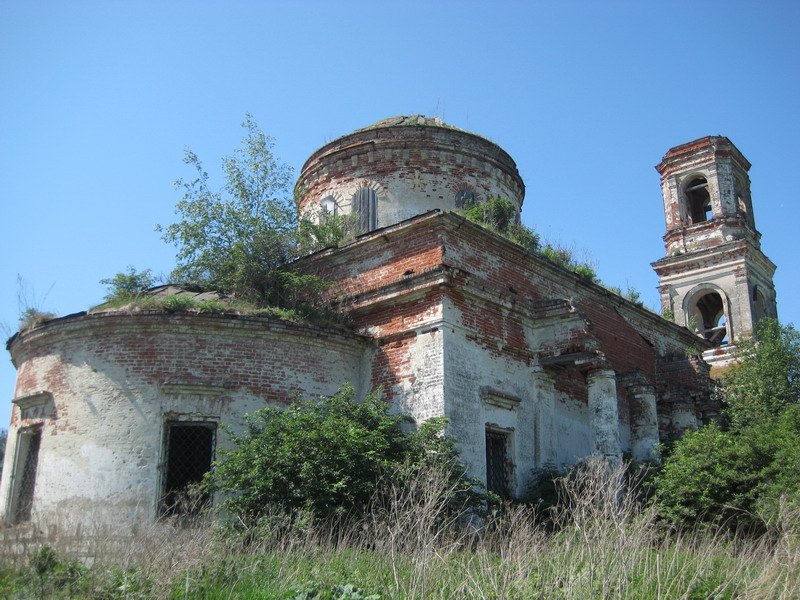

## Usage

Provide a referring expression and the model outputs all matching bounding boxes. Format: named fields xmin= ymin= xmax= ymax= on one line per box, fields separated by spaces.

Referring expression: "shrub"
xmin=18 ymin=308 xmax=57 ymax=330
xmin=196 ymin=299 xmax=226 ymax=314
xmin=161 ymin=295 xmax=197 ymax=313
xmin=208 ymin=385 xmax=478 ymax=526
xmin=99 ymin=266 xmax=157 ymax=301
xmin=460 ymin=197 xmax=540 ymax=253
xmin=655 ymin=319 xmax=800 ymax=530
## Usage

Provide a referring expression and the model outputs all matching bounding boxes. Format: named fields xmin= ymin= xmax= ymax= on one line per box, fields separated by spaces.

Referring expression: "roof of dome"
xmin=353 ymin=114 xmax=470 ymax=134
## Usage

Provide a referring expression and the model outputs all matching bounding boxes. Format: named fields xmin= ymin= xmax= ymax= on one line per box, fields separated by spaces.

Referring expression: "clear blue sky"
xmin=1 ymin=1 xmax=798 ymax=428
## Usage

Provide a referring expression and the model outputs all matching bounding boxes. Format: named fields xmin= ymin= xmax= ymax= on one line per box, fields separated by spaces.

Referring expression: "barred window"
xmin=11 ymin=428 xmax=41 ymax=524
xmin=161 ymin=422 xmax=216 ymax=516
xmin=485 ymin=427 xmax=512 ymax=499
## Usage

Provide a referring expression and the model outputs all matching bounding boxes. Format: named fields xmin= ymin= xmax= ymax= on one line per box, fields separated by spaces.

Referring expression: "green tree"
xmin=157 ymin=115 xmax=346 ymax=307
xmin=208 ymin=385 xmax=477 ymax=525
xmin=99 ymin=266 xmax=157 ymax=301
xmin=655 ymin=319 xmax=800 ymax=529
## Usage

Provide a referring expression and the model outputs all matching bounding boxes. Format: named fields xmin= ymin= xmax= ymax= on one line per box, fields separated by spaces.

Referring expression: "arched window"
xmin=454 ymin=188 xmax=476 ymax=209
xmin=688 ymin=291 xmax=728 ymax=346
xmin=353 ymin=187 xmax=377 ymax=233
xmin=685 ymin=177 xmax=712 ymax=224
xmin=319 ymin=196 xmax=337 ymax=222
xmin=735 ymin=177 xmax=748 ymax=216
xmin=752 ymin=286 xmax=767 ymax=324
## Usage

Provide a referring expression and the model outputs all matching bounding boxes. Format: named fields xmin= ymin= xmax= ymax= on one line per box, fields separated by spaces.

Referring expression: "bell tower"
xmin=652 ymin=136 xmax=777 ymax=367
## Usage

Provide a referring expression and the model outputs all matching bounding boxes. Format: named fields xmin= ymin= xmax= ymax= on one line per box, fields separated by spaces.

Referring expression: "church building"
xmin=0 ymin=116 xmax=775 ymax=529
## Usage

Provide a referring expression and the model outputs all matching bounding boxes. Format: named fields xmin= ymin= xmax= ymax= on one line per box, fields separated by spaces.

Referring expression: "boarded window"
xmin=161 ymin=422 xmax=216 ymax=516
xmin=12 ymin=429 xmax=41 ymax=524
xmin=455 ymin=189 xmax=476 ymax=209
xmin=353 ymin=187 xmax=377 ymax=233
xmin=485 ymin=428 xmax=512 ymax=499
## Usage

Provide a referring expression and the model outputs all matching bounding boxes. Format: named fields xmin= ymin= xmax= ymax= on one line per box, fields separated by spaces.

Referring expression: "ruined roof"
xmin=353 ymin=114 xmax=470 ymax=134
xmin=662 ymin=135 xmax=728 ymax=159
xmin=144 ymin=284 xmax=226 ymax=302
xmin=657 ymin=135 xmax=750 ymax=173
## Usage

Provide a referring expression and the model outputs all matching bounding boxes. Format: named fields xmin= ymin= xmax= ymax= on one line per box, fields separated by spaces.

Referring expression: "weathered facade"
xmin=652 ymin=136 xmax=777 ymax=375
xmin=1 ymin=117 xmax=746 ymax=530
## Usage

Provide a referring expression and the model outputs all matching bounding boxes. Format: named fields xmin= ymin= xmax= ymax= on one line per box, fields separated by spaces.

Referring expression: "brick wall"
xmin=0 ymin=312 xmax=367 ymax=528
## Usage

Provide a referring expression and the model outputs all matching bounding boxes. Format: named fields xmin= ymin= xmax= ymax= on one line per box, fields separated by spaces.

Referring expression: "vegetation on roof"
xmin=354 ymin=114 xmax=469 ymax=134
xmin=458 ymin=197 xmax=598 ymax=282
xmin=86 ymin=116 xmax=354 ymax=330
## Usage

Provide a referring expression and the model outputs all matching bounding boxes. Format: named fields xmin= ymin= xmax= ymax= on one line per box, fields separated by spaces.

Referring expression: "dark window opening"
xmin=485 ymin=428 xmax=512 ymax=499
xmin=691 ymin=292 xmax=728 ymax=346
xmin=13 ymin=429 xmax=41 ymax=524
xmin=735 ymin=176 xmax=754 ymax=229
xmin=454 ymin=189 xmax=476 ymax=209
xmin=735 ymin=178 xmax=748 ymax=216
xmin=685 ymin=177 xmax=712 ymax=223
xmin=161 ymin=422 xmax=216 ymax=516
xmin=353 ymin=187 xmax=377 ymax=233
xmin=753 ymin=287 xmax=767 ymax=324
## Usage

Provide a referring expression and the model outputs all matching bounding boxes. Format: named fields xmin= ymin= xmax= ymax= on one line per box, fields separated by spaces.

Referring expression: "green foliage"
xmin=463 ymin=196 xmax=518 ymax=232
xmin=297 ymin=213 xmax=359 ymax=254
xmin=28 ymin=545 xmax=91 ymax=598
xmin=662 ymin=307 xmax=675 ymax=321
xmin=99 ymin=266 xmax=157 ymax=301
xmin=15 ymin=275 xmax=57 ymax=332
xmin=721 ymin=319 xmax=800 ymax=429
xmin=161 ymin=295 xmax=197 ymax=313
xmin=625 ymin=286 xmax=643 ymax=307
xmin=208 ymin=385 xmax=476 ymax=526
xmin=461 ymin=198 xmax=598 ymax=280
xmin=655 ymin=319 xmax=800 ymax=529
xmin=195 ymin=299 xmax=225 ymax=314
xmin=291 ymin=580 xmax=381 ymax=600
xmin=18 ymin=307 xmax=57 ymax=330
xmin=461 ymin=197 xmax=540 ymax=253
xmin=158 ymin=114 xmax=342 ymax=308
xmin=684 ymin=346 xmax=701 ymax=358
xmin=539 ymin=243 xmax=597 ymax=281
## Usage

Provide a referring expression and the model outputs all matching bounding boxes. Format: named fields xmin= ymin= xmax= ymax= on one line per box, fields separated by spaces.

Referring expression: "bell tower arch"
xmin=652 ymin=136 xmax=777 ymax=370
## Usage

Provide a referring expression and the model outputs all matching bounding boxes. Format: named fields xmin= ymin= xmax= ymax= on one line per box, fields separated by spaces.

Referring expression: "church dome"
xmin=296 ymin=115 xmax=525 ymax=232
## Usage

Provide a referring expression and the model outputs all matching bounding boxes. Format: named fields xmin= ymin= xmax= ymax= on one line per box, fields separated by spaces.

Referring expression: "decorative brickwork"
xmin=0 ymin=118 xmax=723 ymax=530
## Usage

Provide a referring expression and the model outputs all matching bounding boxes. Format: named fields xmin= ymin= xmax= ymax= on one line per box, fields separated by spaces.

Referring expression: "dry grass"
xmin=1 ymin=458 xmax=798 ymax=598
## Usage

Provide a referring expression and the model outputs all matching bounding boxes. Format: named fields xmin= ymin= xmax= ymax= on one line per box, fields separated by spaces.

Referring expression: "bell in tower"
xmin=652 ymin=136 xmax=777 ymax=372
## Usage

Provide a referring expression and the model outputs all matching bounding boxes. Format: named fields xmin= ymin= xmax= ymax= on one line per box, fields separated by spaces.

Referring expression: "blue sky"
xmin=1 ymin=1 xmax=798 ymax=428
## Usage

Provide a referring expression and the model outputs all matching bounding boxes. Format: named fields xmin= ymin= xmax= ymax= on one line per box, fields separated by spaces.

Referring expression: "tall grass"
xmin=1 ymin=458 xmax=797 ymax=598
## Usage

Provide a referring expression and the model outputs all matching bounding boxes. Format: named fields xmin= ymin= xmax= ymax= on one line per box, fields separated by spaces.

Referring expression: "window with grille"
xmin=485 ymin=428 xmax=512 ymax=499
xmin=161 ymin=422 xmax=216 ymax=516
xmin=11 ymin=428 xmax=41 ymax=524
xmin=353 ymin=187 xmax=377 ymax=233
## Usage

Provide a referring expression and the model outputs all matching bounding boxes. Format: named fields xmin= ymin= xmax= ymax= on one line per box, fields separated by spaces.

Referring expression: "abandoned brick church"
xmin=0 ymin=116 xmax=777 ymax=528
